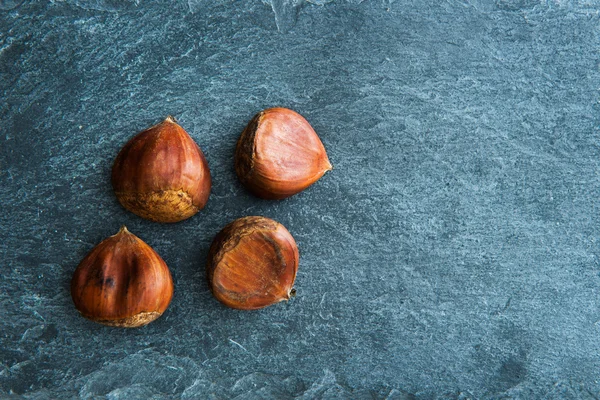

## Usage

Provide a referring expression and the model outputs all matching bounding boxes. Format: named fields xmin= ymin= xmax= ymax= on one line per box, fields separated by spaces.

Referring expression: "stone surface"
xmin=1 ymin=0 xmax=599 ymax=398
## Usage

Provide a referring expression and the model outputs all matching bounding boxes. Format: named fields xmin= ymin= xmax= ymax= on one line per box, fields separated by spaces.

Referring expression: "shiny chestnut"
xmin=206 ymin=216 xmax=299 ymax=310
xmin=235 ymin=107 xmax=332 ymax=199
xmin=112 ymin=116 xmax=211 ymax=223
xmin=71 ymin=226 xmax=174 ymax=327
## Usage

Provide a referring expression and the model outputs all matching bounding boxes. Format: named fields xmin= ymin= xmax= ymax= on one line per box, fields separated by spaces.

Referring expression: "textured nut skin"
xmin=207 ymin=216 xmax=299 ymax=310
xmin=71 ymin=226 xmax=174 ymax=328
xmin=235 ymin=108 xmax=332 ymax=200
xmin=112 ymin=116 xmax=211 ymax=223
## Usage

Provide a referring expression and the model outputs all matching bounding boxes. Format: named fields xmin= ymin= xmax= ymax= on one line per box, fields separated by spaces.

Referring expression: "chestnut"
xmin=206 ymin=216 xmax=299 ymax=310
xmin=71 ymin=226 xmax=174 ymax=328
xmin=234 ymin=107 xmax=332 ymax=199
xmin=112 ymin=116 xmax=211 ymax=223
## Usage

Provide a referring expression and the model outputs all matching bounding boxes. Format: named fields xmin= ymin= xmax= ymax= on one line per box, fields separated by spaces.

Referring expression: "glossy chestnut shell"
xmin=71 ymin=226 xmax=174 ymax=327
xmin=112 ymin=116 xmax=211 ymax=223
xmin=235 ymin=107 xmax=332 ymax=199
xmin=206 ymin=216 xmax=299 ymax=310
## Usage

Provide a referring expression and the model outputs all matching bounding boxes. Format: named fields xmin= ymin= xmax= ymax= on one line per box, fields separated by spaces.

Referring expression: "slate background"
xmin=1 ymin=0 xmax=599 ymax=398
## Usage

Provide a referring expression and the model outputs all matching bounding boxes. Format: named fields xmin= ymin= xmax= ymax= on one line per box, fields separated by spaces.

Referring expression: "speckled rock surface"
xmin=1 ymin=1 xmax=599 ymax=398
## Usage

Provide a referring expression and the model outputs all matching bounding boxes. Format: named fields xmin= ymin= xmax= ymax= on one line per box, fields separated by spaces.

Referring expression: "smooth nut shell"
xmin=235 ymin=107 xmax=332 ymax=199
xmin=207 ymin=216 xmax=299 ymax=310
xmin=71 ymin=226 xmax=174 ymax=327
xmin=112 ymin=116 xmax=211 ymax=223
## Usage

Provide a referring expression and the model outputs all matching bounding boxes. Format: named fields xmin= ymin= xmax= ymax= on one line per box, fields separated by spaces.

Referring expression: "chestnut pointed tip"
xmin=164 ymin=115 xmax=177 ymax=124
xmin=116 ymin=225 xmax=130 ymax=235
xmin=289 ymin=288 xmax=297 ymax=298
xmin=279 ymin=288 xmax=296 ymax=303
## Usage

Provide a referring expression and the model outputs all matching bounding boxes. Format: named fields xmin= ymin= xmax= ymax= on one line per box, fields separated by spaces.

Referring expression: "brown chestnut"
xmin=112 ymin=116 xmax=211 ymax=223
xmin=235 ymin=107 xmax=332 ymax=199
xmin=206 ymin=216 xmax=299 ymax=310
xmin=71 ymin=226 xmax=174 ymax=327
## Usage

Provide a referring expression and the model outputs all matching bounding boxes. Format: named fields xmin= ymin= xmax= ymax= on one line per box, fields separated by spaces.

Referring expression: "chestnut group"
xmin=71 ymin=107 xmax=332 ymax=327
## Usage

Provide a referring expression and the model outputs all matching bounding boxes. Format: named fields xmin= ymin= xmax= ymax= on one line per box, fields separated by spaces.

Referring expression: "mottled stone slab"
xmin=1 ymin=0 xmax=599 ymax=398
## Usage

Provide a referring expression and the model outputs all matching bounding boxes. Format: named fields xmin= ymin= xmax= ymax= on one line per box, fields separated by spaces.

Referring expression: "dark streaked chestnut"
xmin=71 ymin=226 xmax=174 ymax=328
